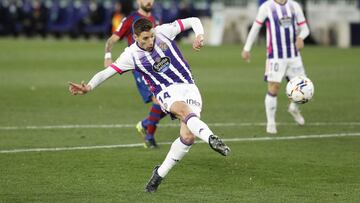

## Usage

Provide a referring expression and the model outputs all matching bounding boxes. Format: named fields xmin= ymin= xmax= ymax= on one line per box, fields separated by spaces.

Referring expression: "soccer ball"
xmin=286 ymin=76 xmax=314 ymax=104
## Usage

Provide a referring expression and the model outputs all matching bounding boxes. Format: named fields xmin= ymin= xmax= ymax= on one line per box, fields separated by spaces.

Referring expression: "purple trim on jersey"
xmin=266 ymin=20 xmax=274 ymax=59
xmin=281 ymin=5 xmax=292 ymax=58
xmin=290 ymin=4 xmax=299 ymax=57
xmin=151 ymin=45 xmax=184 ymax=83
xmin=134 ymin=51 xmax=170 ymax=94
xmin=171 ymin=41 xmax=194 ymax=84
xmin=157 ymin=33 xmax=194 ymax=84
xmin=169 ymin=40 xmax=194 ymax=84
xmin=292 ymin=20 xmax=299 ymax=57
xmin=271 ymin=4 xmax=283 ymax=59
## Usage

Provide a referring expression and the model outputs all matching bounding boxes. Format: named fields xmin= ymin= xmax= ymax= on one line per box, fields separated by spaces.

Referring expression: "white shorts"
xmin=156 ymin=83 xmax=202 ymax=117
xmin=265 ymin=56 xmax=306 ymax=83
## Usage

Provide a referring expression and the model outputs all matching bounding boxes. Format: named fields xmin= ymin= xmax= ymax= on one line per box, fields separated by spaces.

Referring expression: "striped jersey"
xmin=255 ymin=0 xmax=307 ymax=59
xmin=110 ymin=20 xmax=194 ymax=96
xmin=113 ymin=11 xmax=160 ymax=46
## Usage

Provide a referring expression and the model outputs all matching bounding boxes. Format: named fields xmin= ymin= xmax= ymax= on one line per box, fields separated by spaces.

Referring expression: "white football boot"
xmin=266 ymin=123 xmax=277 ymax=134
xmin=288 ymin=104 xmax=305 ymax=125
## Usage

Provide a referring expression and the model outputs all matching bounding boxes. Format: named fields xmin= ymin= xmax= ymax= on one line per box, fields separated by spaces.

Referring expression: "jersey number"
xmin=270 ymin=62 xmax=279 ymax=72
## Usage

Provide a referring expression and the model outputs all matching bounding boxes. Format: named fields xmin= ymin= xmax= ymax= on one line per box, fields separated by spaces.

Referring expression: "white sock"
xmin=265 ymin=93 xmax=277 ymax=124
xmin=184 ymin=114 xmax=213 ymax=143
xmin=157 ymin=137 xmax=192 ymax=178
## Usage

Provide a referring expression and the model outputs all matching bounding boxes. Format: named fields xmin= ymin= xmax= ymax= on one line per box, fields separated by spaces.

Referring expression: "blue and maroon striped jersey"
xmin=113 ymin=11 xmax=160 ymax=46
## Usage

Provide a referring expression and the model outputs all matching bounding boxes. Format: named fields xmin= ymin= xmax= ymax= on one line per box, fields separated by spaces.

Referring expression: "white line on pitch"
xmin=1 ymin=132 xmax=360 ymax=154
xmin=0 ymin=122 xmax=360 ymax=130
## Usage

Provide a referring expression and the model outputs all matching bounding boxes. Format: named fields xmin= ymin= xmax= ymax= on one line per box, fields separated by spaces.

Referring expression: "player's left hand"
xmin=193 ymin=34 xmax=204 ymax=51
xmin=68 ymin=81 xmax=91 ymax=95
xmin=295 ymin=37 xmax=304 ymax=50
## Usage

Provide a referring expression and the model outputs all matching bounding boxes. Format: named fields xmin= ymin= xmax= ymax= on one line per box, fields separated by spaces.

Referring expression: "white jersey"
xmin=253 ymin=0 xmax=307 ymax=59
xmin=109 ymin=18 xmax=203 ymax=96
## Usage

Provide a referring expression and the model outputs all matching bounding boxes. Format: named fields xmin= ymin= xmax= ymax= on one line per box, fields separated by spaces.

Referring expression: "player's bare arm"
xmin=104 ymin=34 xmax=120 ymax=67
xmin=69 ymin=67 xmax=118 ymax=96
xmin=242 ymin=2 xmax=266 ymax=63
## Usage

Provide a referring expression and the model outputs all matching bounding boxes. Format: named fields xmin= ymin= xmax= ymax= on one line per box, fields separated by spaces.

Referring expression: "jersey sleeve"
xmin=254 ymin=3 xmax=268 ymax=25
xmin=243 ymin=3 xmax=268 ymax=51
xmin=113 ymin=16 xmax=132 ymax=39
xmin=156 ymin=17 xmax=204 ymax=40
xmin=111 ymin=47 xmax=135 ymax=74
xmin=293 ymin=2 xmax=307 ymax=26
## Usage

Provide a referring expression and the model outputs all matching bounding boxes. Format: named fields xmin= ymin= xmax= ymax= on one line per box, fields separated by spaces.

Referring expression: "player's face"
xmin=135 ymin=29 xmax=155 ymax=52
xmin=138 ymin=0 xmax=154 ymax=13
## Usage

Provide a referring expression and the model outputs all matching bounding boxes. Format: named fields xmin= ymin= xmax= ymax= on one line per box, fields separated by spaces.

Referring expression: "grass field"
xmin=0 ymin=38 xmax=360 ymax=202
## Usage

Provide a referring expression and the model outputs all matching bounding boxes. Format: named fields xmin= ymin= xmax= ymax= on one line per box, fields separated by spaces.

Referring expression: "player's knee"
xmin=180 ymin=134 xmax=195 ymax=145
xmin=268 ymin=82 xmax=280 ymax=95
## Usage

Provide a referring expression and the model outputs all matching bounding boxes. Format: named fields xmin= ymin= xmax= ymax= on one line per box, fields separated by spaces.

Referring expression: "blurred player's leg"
xmin=142 ymin=102 xmax=166 ymax=148
xmin=288 ymin=102 xmax=305 ymax=125
xmin=286 ymin=58 xmax=306 ymax=126
xmin=265 ymin=92 xmax=277 ymax=134
xmin=265 ymin=89 xmax=278 ymax=134
xmin=133 ymin=71 xmax=166 ymax=148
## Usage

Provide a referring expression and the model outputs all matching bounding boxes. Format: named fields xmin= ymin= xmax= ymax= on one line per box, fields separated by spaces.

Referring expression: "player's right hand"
xmin=242 ymin=50 xmax=251 ymax=63
xmin=295 ymin=37 xmax=304 ymax=50
xmin=68 ymin=81 xmax=91 ymax=95
xmin=104 ymin=59 xmax=113 ymax=68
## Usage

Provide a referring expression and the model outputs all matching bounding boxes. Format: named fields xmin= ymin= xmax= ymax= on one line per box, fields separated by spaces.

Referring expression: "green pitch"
xmin=0 ymin=38 xmax=359 ymax=202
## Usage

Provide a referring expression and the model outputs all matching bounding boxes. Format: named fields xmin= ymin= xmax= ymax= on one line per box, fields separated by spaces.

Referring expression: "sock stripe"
xmin=267 ymin=92 xmax=277 ymax=97
xmin=183 ymin=113 xmax=197 ymax=125
xmin=152 ymin=103 xmax=162 ymax=110
xmin=148 ymin=116 xmax=161 ymax=122
xmin=149 ymin=112 xmax=162 ymax=118
xmin=150 ymin=108 xmax=163 ymax=115
xmin=180 ymin=136 xmax=193 ymax=146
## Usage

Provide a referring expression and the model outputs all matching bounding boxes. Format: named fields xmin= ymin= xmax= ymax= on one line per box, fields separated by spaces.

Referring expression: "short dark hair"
xmin=133 ymin=18 xmax=154 ymax=36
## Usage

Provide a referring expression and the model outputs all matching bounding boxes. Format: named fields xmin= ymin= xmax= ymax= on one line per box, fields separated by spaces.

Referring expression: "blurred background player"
xmin=241 ymin=0 xmax=310 ymax=134
xmin=104 ymin=0 xmax=165 ymax=148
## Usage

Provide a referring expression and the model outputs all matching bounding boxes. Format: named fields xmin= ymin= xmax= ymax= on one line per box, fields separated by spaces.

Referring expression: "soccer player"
xmin=104 ymin=0 xmax=164 ymax=148
xmin=69 ymin=17 xmax=231 ymax=193
xmin=241 ymin=0 xmax=310 ymax=134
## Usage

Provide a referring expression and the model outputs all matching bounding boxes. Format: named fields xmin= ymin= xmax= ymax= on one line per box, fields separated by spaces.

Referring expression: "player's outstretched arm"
xmin=69 ymin=67 xmax=118 ymax=96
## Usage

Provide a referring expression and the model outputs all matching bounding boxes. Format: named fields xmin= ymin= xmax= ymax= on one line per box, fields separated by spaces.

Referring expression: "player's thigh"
xmin=156 ymin=84 xmax=202 ymax=118
xmin=285 ymin=57 xmax=306 ymax=80
xmin=266 ymin=59 xmax=287 ymax=83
